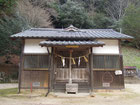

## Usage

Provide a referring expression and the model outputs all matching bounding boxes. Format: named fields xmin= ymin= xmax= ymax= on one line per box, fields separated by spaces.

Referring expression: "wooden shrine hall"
xmin=11 ymin=25 xmax=133 ymax=94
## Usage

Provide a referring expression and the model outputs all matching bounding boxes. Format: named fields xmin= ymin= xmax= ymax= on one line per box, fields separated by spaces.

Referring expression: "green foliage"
xmin=122 ymin=4 xmax=140 ymax=49
xmin=52 ymin=1 xmax=92 ymax=28
xmin=59 ymin=0 xmax=67 ymax=4
xmin=90 ymin=13 xmax=113 ymax=29
xmin=51 ymin=1 xmax=114 ymax=29
xmin=0 ymin=71 xmax=18 ymax=83
xmin=0 ymin=14 xmax=29 ymax=56
xmin=0 ymin=72 xmax=10 ymax=83
xmin=0 ymin=88 xmax=18 ymax=97
xmin=92 ymin=0 xmax=108 ymax=13
xmin=0 ymin=0 xmax=16 ymax=15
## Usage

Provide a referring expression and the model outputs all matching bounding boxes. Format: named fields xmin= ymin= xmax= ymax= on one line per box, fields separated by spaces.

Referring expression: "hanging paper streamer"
xmin=61 ymin=57 xmax=65 ymax=67
xmin=56 ymin=52 xmax=90 ymax=66
xmin=83 ymin=56 xmax=88 ymax=62
xmin=63 ymin=57 xmax=65 ymax=67
xmin=72 ymin=58 xmax=76 ymax=65
xmin=78 ymin=57 xmax=81 ymax=66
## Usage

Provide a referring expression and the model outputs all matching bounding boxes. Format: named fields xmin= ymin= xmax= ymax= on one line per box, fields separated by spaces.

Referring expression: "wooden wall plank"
xmin=21 ymin=70 xmax=49 ymax=88
xmin=93 ymin=71 xmax=124 ymax=89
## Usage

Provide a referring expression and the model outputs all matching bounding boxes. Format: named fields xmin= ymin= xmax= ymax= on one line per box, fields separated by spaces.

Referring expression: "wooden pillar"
xmin=118 ymin=39 xmax=122 ymax=54
xmin=120 ymin=54 xmax=125 ymax=88
xmin=18 ymin=39 xmax=24 ymax=93
xmin=52 ymin=47 xmax=56 ymax=90
xmin=50 ymin=47 xmax=54 ymax=91
xmin=69 ymin=49 xmax=73 ymax=84
xmin=119 ymin=40 xmax=125 ymax=88
xmin=47 ymin=47 xmax=53 ymax=92
xmin=90 ymin=47 xmax=93 ymax=92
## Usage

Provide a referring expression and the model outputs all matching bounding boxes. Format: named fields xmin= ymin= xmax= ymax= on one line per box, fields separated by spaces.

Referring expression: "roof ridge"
xmin=30 ymin=28 xmax=114 ymax=32
xmin=30 ymin=28 xmax=63 ymax=31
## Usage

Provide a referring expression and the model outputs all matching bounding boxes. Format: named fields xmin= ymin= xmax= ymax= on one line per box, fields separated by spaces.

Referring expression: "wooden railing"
xmin=55 ymin=68 xmax=89 ymax=82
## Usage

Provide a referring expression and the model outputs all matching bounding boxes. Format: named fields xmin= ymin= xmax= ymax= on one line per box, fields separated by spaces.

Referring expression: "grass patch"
xmin=122 ymin=46 xmax=140 ymax=69
xmin=0 ymin=88 xmax=18 ymax=97
xmin=97 ymin=92 xmax=114 ymax=97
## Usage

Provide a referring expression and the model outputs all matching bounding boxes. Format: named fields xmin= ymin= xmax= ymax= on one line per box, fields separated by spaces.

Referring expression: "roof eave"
xmin=10 ymin=36 xmax=134 ymax=40
xmin=39 ymin=44 xmax=105 ymax=47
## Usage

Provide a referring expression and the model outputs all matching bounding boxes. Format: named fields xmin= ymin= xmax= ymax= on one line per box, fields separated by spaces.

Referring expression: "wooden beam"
xmin=24 ymin=68 xmax=48 ymax=71
xmin=23 ymin=53 xmax=49 ymax=56
xmin=93 ymin=54 xmax=120 ymax=56
xmin=93 ymin=69 xmax=120 ymax=71
xmin=18 ymin=39 xmax=25 ymax=93
xmin=65 ymin=45 xmax=79 ymax=48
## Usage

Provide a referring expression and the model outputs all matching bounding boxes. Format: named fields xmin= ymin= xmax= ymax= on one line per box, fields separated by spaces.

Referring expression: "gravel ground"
xmin=0 ymin=77 xmax=140 ymax=105
xmin=0 ymin=83 xmax=140 ymax=105
xmin=0 ymin=83 xmax=18 ymax=89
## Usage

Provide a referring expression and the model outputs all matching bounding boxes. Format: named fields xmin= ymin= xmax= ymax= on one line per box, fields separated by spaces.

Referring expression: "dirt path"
xmin=0 ymin=83 xmax=18 ymax=89
xmin=0 ymin=84 xmax=140 ymax=105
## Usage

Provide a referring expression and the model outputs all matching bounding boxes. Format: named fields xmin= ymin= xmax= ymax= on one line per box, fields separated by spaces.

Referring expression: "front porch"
xmin=51 ymin=46 xmax=92 ymax=93
xmin=39 ymin=40 xmax=105 ymax=93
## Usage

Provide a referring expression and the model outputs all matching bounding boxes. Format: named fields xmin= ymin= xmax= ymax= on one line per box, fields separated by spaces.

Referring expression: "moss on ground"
xmin=0 ymin=88 xmax=18 ymax=97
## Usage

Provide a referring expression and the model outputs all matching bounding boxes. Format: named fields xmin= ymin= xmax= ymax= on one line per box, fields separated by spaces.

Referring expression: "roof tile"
xmin=11 ymin=28 xmax=133 ymax=39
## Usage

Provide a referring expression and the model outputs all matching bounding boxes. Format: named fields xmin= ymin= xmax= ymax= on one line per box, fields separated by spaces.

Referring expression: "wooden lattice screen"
xmin=93 ymin=55 xmax=120 ymax=69
xmin=24 ymin=55 xmax=49 ymax=70
xmin=92 ymin=55 xmax=124 ymax=89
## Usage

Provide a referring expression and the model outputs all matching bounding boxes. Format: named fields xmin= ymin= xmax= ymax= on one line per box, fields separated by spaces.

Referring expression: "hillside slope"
xmin=122 ymin=46 xmax=140 ymax=69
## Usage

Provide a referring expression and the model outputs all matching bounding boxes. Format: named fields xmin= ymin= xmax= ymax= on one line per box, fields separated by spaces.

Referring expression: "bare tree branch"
xmin=17 ymin=0 xmax=52 ymax=28
xmin=105 ymin=0 xmax=132 ymax=22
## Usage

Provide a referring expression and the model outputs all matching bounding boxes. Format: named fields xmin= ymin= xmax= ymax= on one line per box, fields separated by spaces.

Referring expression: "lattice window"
xmin=24 ymin=55 xmax=50 ymax=70
xmin=93 ymin=55 xmax=120 ymax=69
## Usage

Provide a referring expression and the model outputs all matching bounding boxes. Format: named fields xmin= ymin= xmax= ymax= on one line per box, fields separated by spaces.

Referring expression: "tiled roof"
xmin=11 ymin=26 xmax=133 ymax=40
xmin=39 ymin=40 xmax=105 ymax=47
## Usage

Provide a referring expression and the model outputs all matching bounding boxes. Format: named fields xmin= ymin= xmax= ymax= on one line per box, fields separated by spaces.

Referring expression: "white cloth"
xmin=62 ymin=57 xmax=65 ymax=67
xmin=78 ymin=57 xmax=81 ymax=66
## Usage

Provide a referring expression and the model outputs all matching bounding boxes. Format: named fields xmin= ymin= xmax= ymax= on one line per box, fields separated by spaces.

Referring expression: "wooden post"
xmin=120 ymin=54 xmax=125 ymax=88
xmin=69 ymin=49 xmax=73 ymax=84
xmin=52 ymin=47 xmax=56 ymax=90
xmin=18 ymin=39 xmax=24 ymax=93
xmin=46 ymin=47 xmax=53 ymax=91
xmin=118 ymin=39 xmax=122 ymax=54
xmin=50 ymin=47 xmax=54 ymax=91
xmin=119 ymin=40 xmax=124 ymax=88
xmin=90 ymin=47 xmax=93 ymax=92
